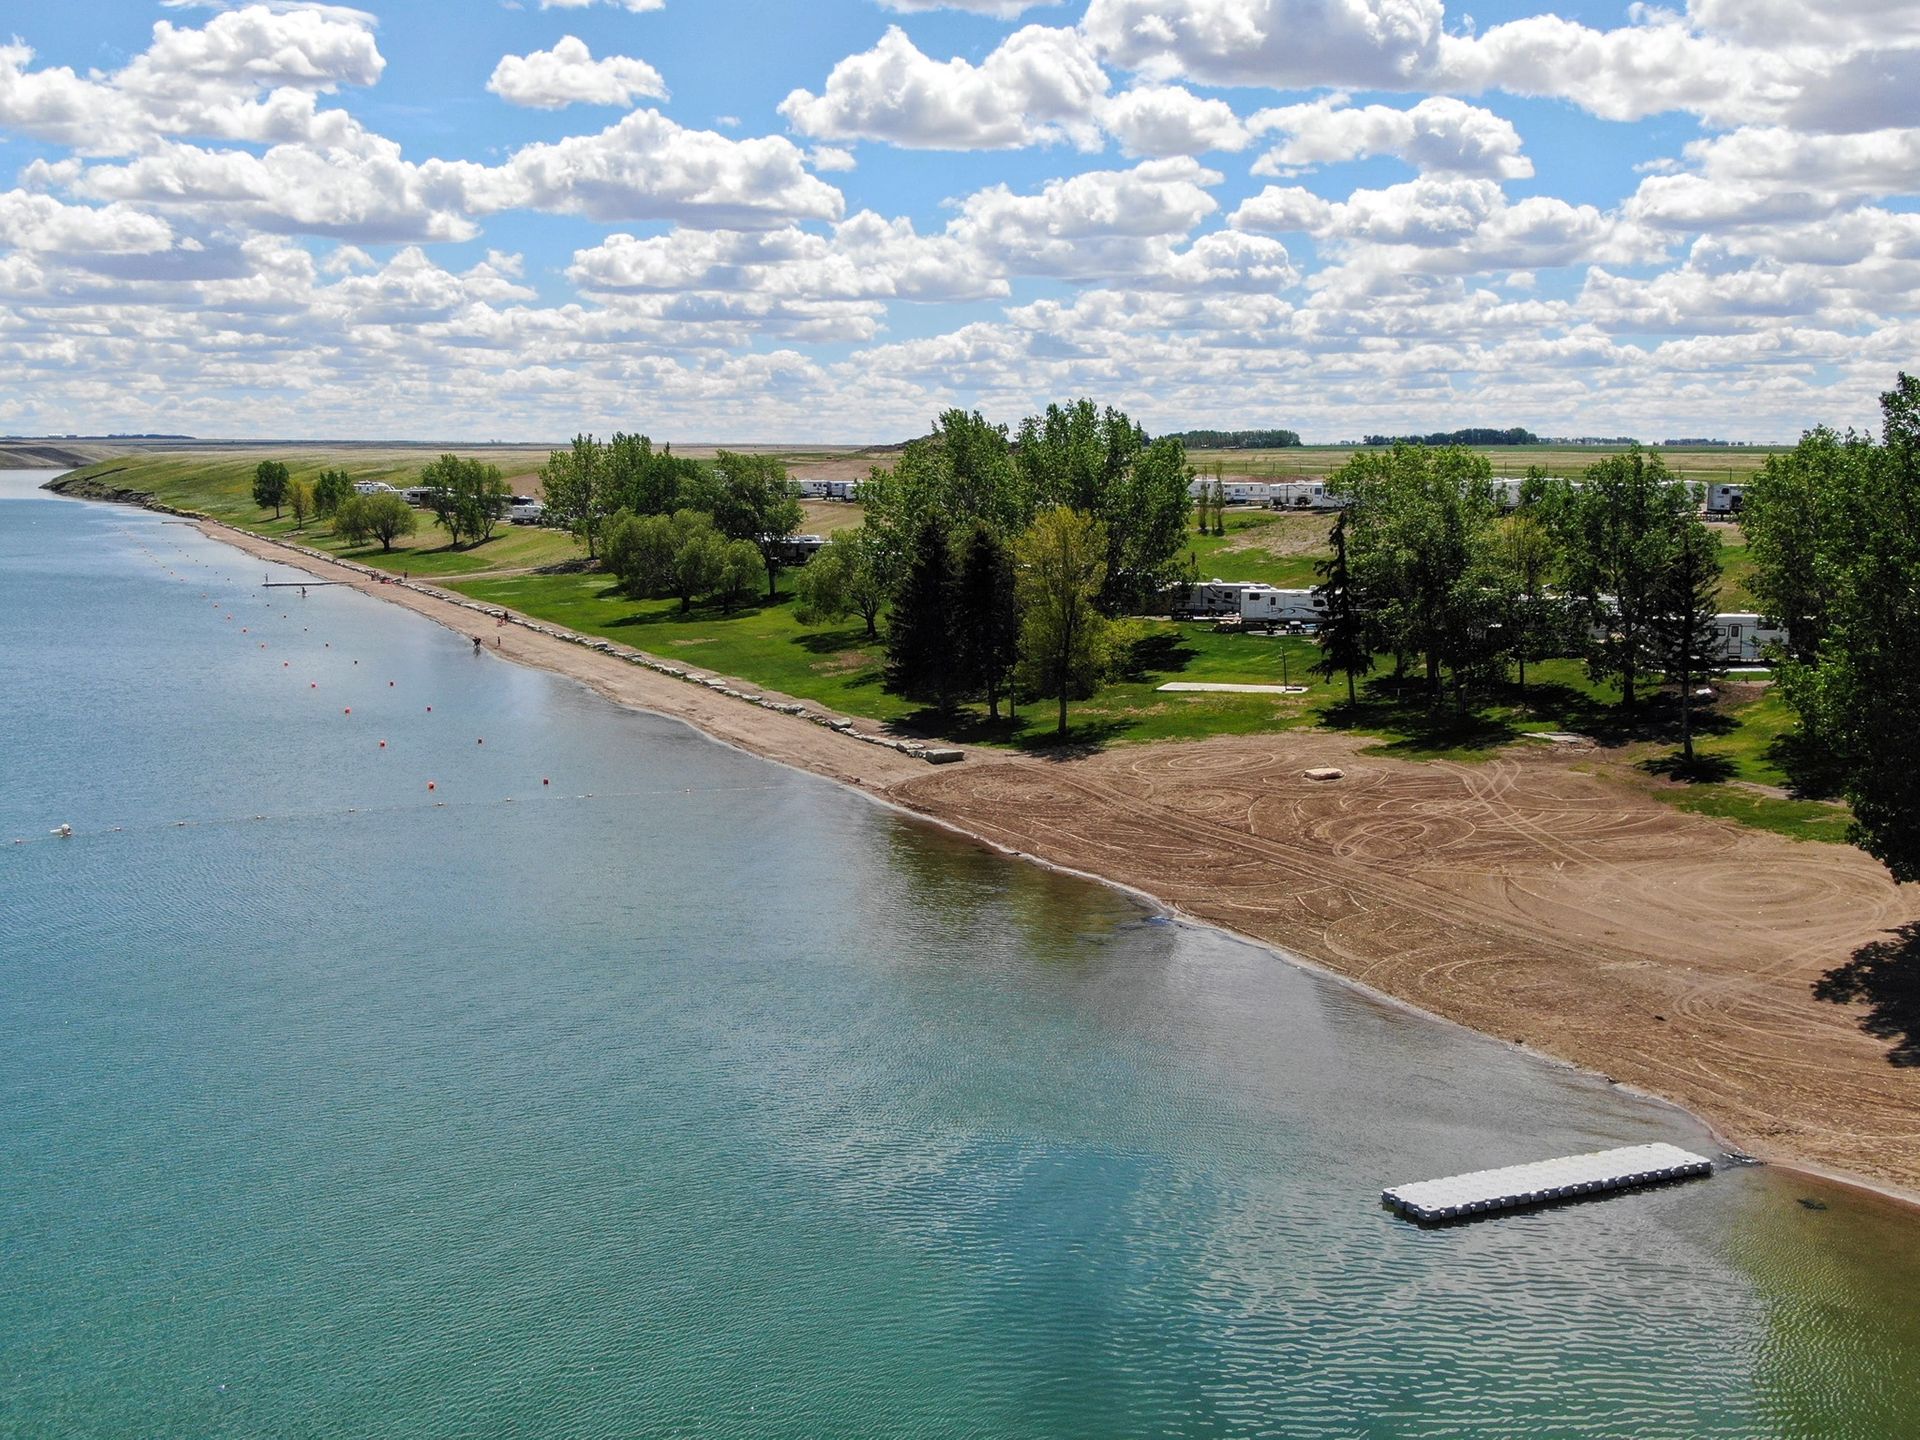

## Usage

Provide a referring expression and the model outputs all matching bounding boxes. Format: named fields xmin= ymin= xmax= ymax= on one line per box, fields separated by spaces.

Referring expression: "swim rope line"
xmin=8 ymin=784 xmax=794 ymax=850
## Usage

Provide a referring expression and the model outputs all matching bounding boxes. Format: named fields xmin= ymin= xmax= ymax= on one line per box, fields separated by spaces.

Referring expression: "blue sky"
xmin=0 ymin=0 xmax=1914 ymax=442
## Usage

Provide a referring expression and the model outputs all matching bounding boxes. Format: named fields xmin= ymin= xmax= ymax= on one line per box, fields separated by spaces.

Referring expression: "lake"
xmin=4 ymin=470 xmax=1918 ymax=1438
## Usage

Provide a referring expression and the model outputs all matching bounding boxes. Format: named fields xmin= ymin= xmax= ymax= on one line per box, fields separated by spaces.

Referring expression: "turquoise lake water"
xmin=4 ymin=471 xmax=1919 ymax=1438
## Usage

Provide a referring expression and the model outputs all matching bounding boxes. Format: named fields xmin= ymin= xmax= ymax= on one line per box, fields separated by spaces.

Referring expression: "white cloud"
xmin=878 ymin=0 xmax=1061 ymax=15
xmin=0 ymin=191 xmax=175 ymax=256
xmin=1251 ymin=96 xmax=1532 ymax=179
xmin=495 ymin=110 xmax=846 ymax=226
xmin=538 ymin=0 xmax=665 ymax=11
xmin=1233 ymin=176 xmax=1659 ymax=276
xmin=779 ymin=24 xmax=1107 ymax=150
xmin=488 ymin=37 xmax=668 ymax=110
xmin=1099 ymin=85 xmax=1252 ymax=157
xmin=948 ymin=158 xmax=1221 ymax=278
xmin=1082 ymin=0 xmax=1445 ymax=90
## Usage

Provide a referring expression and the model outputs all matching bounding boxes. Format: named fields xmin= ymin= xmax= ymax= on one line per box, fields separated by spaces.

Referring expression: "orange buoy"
xmin=344 ymin=708 xmax=351 ymax=715
xmin=310 ymin=682 xmax=317 ymax=689
xmin=427 ymin=781 xmax=436 ymax=791
xmin=379 ymin=740 xmax=386 ymax=748
xmin=543 ymin=778 xmax=549 ymax=786
xmin=426 ymin=706 xmax=431 ymax=712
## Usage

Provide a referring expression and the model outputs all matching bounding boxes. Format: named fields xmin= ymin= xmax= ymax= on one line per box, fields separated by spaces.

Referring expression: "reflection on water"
xmin=3 ymin=478 xmax=1919 ymax=1439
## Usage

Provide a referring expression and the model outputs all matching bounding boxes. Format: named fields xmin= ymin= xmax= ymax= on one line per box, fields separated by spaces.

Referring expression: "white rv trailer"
xmin=1180 ymin=580 xmax=1262 ymax=616
xmin=1187 ymin=479 xmax=1277 ymax=505
xmin=1265 ymin=481 xmax=1346 ymax=510
xmin=352 ymin=480 xmax=400 ymax=496
xmin=1704 ymin=483 xmax=1746 ymax=517
xmin=797 ymin=478 xmax=863 ymax=501
xmin=1237 ymin=586 xmax=1328 ymax=626
xmin=1713 ymin=612 xmax=1785 ymax=664
xmin=508 ymin=498 xmax=545 ymax=525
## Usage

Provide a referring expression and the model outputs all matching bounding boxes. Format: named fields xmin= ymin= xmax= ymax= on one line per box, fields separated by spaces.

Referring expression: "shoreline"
xmin=55 ymin=488 xmax=1920 ymax=1216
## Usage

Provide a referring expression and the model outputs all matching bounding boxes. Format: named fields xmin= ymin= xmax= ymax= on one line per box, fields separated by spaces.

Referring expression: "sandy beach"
xmin=199 ymin=516 xmax=1920 ymax=1203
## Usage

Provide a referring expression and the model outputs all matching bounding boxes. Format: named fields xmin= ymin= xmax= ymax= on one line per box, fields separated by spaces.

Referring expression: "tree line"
xmin=1362 ymin=427 xmax=1540 ymax=447
xmin=1165 ymin=428 xmax=1302 ymax=449
xmin=1311 ymin=443 xmax=1726 ymax=758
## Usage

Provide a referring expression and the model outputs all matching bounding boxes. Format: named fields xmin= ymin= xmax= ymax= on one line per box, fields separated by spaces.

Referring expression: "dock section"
xmin=1383 ymin=1142 xmax=1713 ymax=1223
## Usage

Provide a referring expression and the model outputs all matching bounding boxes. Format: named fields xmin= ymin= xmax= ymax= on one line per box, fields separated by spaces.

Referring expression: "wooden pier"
xmin=1383 ymin=1142 xmax=1713 ymax=1223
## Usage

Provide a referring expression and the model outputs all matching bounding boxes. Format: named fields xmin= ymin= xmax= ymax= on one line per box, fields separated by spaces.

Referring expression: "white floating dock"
xmin=1383 ymin=1142 xmax=1713 ymax=1223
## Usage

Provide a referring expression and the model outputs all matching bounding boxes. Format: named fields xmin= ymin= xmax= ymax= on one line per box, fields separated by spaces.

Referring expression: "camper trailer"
xmin=1264 ymin=481 xmax=1345 ymax=510
xmin=769 ymin=534 xmax=829 ymax=565
xmin=1187 ymin=479 xmax=1276 ymax=505
xmin=1237 ymin=586 xmax=1328 ymax=627
xmin=1713 ymin=612 xmax=1785 ymax=664
xmin=1705 ymin=483 xmax=1746 ymax=517
xmin=1179 ymin=580 xmax=1261 ymax=617
xmin=797 ymin=478 xmax=863 ymax=501
xmin=508 ymin=497 xmax=545 ymax=525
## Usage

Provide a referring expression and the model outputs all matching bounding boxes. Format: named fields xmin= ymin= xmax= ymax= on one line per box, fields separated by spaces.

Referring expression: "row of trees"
xmin=1741 ymin=374 xmax=1920 ymax=881
xmin=543 ymin=438 xmax=804 ymax=599
xmin=603 ymin=508 xmax=764 ymax=612
xmin=1311 ymin=443 xmax=1727 ymax=757
xmin=794 ymin=402 xmax=1191 ymax=735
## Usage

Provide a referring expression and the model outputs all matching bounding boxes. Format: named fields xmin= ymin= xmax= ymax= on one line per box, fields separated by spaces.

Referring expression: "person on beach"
xmin=473 ymin=636 xmax=482 ymax=655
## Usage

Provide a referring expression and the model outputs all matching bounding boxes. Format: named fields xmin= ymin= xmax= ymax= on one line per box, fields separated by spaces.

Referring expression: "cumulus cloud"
xmin=779 ymin=25 xmax=1107 ymax=150
xmin=0 ymin=7 xmax=382 ymax=154
xmin=538 ymin=0 xmax=665 ymax=11
xmin=1251 ymin=97 xmax=1532 ymax=179
xmin=1100 ymin=85 xmax=1252 ymax=157
xmin=488 ymin=37 xmax=668 ymax=110
xmin=878 ymin=0 xmax=1061 ymax=14
xmin=1082 ymin=0 xmax=1445 ymax=91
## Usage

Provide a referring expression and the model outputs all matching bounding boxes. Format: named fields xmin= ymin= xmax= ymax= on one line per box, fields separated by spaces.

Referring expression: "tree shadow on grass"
xmin=892 ymin=706 xmax=1036 ymax=746
xmin=1642 ymin=751 xmax=1738 ymax=783
xmin=1015 ymin=716 xmax=1140 ymax=758
xmin=1815 ymin=922 xmax=1920 ymax=1066
xmin=1113 ymin=630 xmax=1198 ymax=682
xmin=1322 ymin=679 xmax=1521 ymax=755
xmin=1766 ymin=726 xmax=1847 ymax=800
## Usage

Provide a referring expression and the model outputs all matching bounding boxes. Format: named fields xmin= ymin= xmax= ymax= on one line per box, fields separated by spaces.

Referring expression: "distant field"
xmin=1189 ymin=444 xmax=1784 ymax=485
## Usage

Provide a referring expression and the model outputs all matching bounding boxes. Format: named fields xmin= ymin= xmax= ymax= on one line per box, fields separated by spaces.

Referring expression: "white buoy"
xmin=52 ymin=823 xmax=72 ymax=838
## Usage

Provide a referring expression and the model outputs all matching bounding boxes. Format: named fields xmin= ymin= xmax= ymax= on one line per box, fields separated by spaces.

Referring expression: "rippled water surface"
xmin=4 ymin=472 xmax=1920 ymax=1439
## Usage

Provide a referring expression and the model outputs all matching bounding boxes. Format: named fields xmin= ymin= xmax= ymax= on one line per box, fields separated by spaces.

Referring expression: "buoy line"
xmin=4 ymin=783 xmax=792 ymax=849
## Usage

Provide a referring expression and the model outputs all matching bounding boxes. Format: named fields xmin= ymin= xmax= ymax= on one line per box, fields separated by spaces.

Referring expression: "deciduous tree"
xmin=252 ymin=460 xmax=290 ymax=518
xmin=1015 ymin=507 xmax=1110 ymax=738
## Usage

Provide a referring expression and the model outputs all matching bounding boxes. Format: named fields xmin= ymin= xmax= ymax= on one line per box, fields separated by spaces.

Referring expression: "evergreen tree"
xmin=1646 ymin=515 xmax=1725 ymax=763
xmin=884 ymin=518 xmax=957 ymax=710
xmin=1311 ymin=510 xmax=1373 ymax=706
xmin=952 ymin=523 xmax=1021 ymax=721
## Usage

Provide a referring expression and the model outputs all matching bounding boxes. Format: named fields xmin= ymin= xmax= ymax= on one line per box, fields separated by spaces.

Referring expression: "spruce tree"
xmin=952 ymin=523 xmax=1020 ymax=721
xmin=1311 ymin=510 xmax=1373 ymax=706
xmin=884 ymin=518 xmax=957 ymax=711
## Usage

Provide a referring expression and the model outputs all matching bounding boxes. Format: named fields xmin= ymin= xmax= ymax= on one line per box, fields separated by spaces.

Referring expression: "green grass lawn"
xmin=61 ymin=453 xmax=584 ymax=576
xmin=1181 ymin=509 xmax=1333 ymax=589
